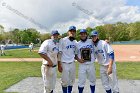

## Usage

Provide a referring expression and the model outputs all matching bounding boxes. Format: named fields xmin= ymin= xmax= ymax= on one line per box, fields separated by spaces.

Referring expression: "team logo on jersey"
xmin=81 ymin=45 xmax=93 ymax=48
xmin=52 ymin=47 xmax=59 ymax=51
xmin=66 ymin=45 xmax=75 ymax=49
xmin=96 ymin=50 xmax=104 ymax=53
xmin=80 ymin=45 xmax=93 ymax=53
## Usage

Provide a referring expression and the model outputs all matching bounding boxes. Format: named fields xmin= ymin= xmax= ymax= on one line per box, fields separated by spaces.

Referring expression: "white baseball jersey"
xmin=29 ymin=44 xmax=33 ymax=48
xmin=0 ymin=45 xmax=5 ymax=50
xmin=76 ymin=39 xmax=95 ymax=64
xmin=59 ymin=37 xmax=77 ymax=63
xmin=94 ymin=40 xmax=114 ymax=65
xmin=38 ymin=39 xmax=59 ymax=65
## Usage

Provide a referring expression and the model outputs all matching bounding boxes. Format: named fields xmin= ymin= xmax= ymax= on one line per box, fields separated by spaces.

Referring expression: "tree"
xmin=127 ymin=22 xmax=140 ymax=40
xmin=40 ymin=33 xmax=51 ymax=42
xmin=20 ymin=30 xmax=30 ymax=44
xmin=1 ymin=21 xmax=140 ymax=44
xmin=0 ymin=34 xmax=2 ymax=41
xmin=27 ymin=28 xmax=40 ymax=44
xmin=96 ymin=25 xmax=106 ymax=40
xmin=114 ymin=22 xmax=130 ymax=41
xmin=0 ymin=25 xmax=4 ymax=34
xmin=62 ymin=33 xmax=67 ymax=38
xmin=10 ymin=29 xmax=21 ymax=44
xmin=86 ymin=27 xmax=93 ymax=35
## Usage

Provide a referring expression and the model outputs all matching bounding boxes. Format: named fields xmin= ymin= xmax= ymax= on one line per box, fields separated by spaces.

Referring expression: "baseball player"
xmin=38 ymin=30 xmax=60 ymax=93
xmin=91 ymin=30 xmax=119 ymax=93
xmin=29 ymin=43 xmax=34 ymax=52
xmin=58 ymin=26 xmax=77 ymax=93
xmin=75 ymin=29 xmax=96 ymax=93
xmin=0 ymin=44 xmax=6 ymax=56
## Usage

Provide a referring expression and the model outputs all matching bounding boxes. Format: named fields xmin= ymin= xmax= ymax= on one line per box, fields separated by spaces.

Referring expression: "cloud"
xmin=0 ymin=0 xmax=140 ymax=34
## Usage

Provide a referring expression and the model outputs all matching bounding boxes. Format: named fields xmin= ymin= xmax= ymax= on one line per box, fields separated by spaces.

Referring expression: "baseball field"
xmin=113 ymin=45 xmax=140 ymax=62
xmin=0 ymin=45 xmax=140 ymax=93
xmin=1 ymin=45 xmax=140 ymax=61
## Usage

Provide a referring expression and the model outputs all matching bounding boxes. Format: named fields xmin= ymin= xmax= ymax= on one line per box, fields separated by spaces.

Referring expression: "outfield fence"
xmin=112 ymin=40 xmax=140 ymax=45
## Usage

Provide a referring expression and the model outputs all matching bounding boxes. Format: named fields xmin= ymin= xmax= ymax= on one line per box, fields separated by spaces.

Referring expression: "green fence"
xmin=112 ymin=40 xmax=140 ymax=45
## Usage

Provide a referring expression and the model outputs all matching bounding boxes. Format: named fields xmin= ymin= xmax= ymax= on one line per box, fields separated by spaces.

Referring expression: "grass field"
xmin=0 ymin=62 xmax=41 ymax=93
xmin=0 ymin=48 xmax=40 ymax=58
xmin=0 ymin=62 xmax=140 ymax=93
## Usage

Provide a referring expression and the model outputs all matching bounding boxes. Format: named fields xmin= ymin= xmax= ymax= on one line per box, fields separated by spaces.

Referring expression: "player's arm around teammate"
xmin=38 ymin=30 xmax=60 ymax=93
xmin=75 ymin=29 xmax=96 ymax=93
xmin=91 ymin=30 xmax=119 ymax=93
xmin=58 ymin=26 xmax=77 ymax=93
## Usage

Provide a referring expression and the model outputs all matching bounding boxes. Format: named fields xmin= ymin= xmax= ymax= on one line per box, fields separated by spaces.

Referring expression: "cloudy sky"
xmin=0 ymin=0 xmax=140 ymax=34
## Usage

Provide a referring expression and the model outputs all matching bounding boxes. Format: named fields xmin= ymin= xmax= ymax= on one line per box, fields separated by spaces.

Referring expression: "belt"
xmin=62 ymin=62 xmax=73 ymax=64
xmin=46 ymin=65 xmax=57 ymax=68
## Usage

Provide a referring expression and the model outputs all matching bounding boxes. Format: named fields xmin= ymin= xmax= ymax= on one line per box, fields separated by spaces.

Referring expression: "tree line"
xmin=0 ymin=21 xmax=140 ymax=44
xmin=0 ymin=28 xmax=51 ymax=44
xmin=62 ymin=22 xmax=140 ymax=42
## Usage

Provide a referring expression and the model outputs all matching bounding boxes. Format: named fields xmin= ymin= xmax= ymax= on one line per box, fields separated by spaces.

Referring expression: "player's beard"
xmin=69 ymin=36 xmax=75 ymax=41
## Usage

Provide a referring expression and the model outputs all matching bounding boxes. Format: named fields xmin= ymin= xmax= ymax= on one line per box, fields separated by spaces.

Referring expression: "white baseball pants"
xmin=41 ymin=65 xmax=57 ymax=93
xmin=78 ymin=63 xmax=96 ymax=87
xmin=100 ymin=63 xmax=119 ymax=93
xmin=61 ymin=62 xmax=76 ymax=87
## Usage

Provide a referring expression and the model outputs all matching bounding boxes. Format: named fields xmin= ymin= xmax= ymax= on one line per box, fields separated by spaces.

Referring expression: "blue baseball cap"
xmin=91 ymin=30 xmax=98 ymax=36
xmin=69 ymin=26 xmax=76 ymax=31
xmin=80 ymin=29 xmax=87 ymax=33
xmin=51 ymin=30 xmax=59 ymax=35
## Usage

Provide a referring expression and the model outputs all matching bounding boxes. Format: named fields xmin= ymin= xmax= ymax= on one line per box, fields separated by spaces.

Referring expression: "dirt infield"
xmin=113 ymin=45 xmax=140 ymax=62
xmin=0 ymin=58 xmax=42 ymax=62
